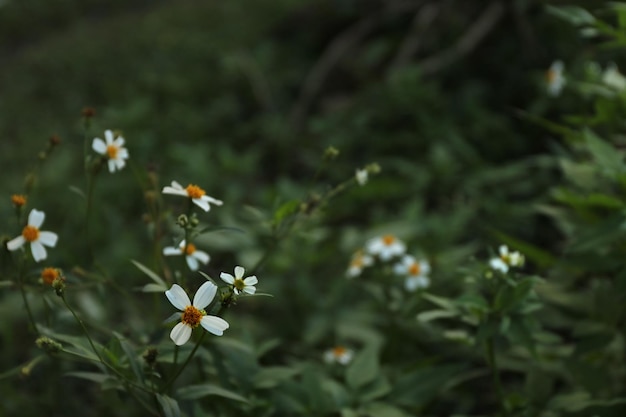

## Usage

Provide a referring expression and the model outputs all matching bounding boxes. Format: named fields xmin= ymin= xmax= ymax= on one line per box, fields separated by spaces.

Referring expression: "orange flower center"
xmin=181 ymin=306 xmax=204 ymax=328
xmin=382 ymin=235 xmax=396 ymax=246
xmin=184 ymin=243 xmax=196 ymax=255
xmin=546 ymin=69 xmax=557 ymax=83
xmin=11 ymin=194 xmax=27 ymax=207
xmin=408 ymin=263 xmax=421 ymax=275
xmin=332 ymin=346 xmax=347 ymax=357
xmin=41 ymin=268 xmax=60 ymax=285
xmin=351 ymin=257 xmax=364 ymax=268
xmin=185 ymin=184 xmax=206 ymax=199
xmin=22 ymin=225 xmax=40 ymax=242
xmin=106 ymin=144 xmax=118 ymax=159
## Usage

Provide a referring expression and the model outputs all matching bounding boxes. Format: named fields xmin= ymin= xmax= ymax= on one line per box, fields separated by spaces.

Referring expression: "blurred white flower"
xmin=323 ymin=346 xmax=354 ymax=365
xmin=366 ymin=234 xmax=406 ymax=261
xmin=346 ymin=250 xmax=374 ymax=278
xmin=546 ymin=60 xmax=565 ymax=96
xmin=394 ymin=255 xmax=431 ymax=291
xmin=6 ymin=209 xmax=58 ymax=262
xmin=162 ymin=181 xmax=223 ymax=212
xmin=220 ymin=266 xmax=258 ymax=295
xmin=602 ymin=63 xmax=626 ymax=91
xmin=355 ymin=168 xmax=368 ymax=186
xmin=489 ymin=245 xmax=524 ymax=273
xmin=165 ymin=282 xmax=229 ymax=345
xmin=92 ymin=130 xmax=129 ymax=173
xmin=163 ymin=240 xmax=210 ymax=271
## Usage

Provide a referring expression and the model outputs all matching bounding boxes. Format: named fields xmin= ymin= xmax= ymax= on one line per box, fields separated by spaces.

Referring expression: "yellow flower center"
xmin=500 ymin=254 xmax=510 ymax=264
xmin=546 ymin=69 xmax=557 ymax=83
xmin=11 ymin=194 xmax=27 ymax=207
xmin=41 ymin=268 xmax=59 ymax=285
xmin=22 ymin=225 xmax=40 ymax=242
xmin=234 ymin=279 xmax=245 ymax=291
xmin=332 ymin=346 xmax=347 ymax=357
xmin=382 ymin=235 xmax=396 ymax=246
xmin=185 ymin=243 xmax=196 ymax=255
xmin=106 ymin=144 xmax=118 ymax=159
xmin=185 ymin=184 xmax=206 ymax=199
xmin=409 ymin=263 xmax=421 ymax=275
xmin=351 ymin=257 xmax=364 ymax=268
xmin=181 ymin=306 xmax=204 ymax=328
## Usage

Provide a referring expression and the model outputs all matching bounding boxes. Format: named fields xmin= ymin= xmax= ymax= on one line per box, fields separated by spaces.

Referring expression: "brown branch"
xmin=289 ymin=0 xmax=425 ymax=129
xmin=418 ymin=1 xmax=506 ymax=76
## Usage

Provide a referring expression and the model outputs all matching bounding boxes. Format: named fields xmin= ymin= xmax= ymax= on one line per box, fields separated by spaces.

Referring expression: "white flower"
xmin=162 ymin=181 xmax=223 ymax=212
xmin=602 ymin=63 xmax=626 ymax=91
xmin=366 ymin=234 xmax=406 ymax=261
xmin=323 ymin=346 xmax=354 ymax=365
xmin=394 ymin=255 xmax=431 ymax=291
xmin=163 ymin=240 xmax=210 ymax=271
xmin=165 ymin=282 xmax=229 ymax=346
xmin=489 ymin=245 xmax=524 ymax=273
xmin=6 ymin=209 xmax=58 ymax=262
xmin=355 ymin=168 xmax=368 ymax=186
xmin=220 ymin=266 xmax=258 ymax=295
xmin=346 ymin=250 xmax=373 ymax=278
xmin=546 ymin=60 xmax=565 ymax=96
xmin=92 ymin=130 xmax=129 ymax=173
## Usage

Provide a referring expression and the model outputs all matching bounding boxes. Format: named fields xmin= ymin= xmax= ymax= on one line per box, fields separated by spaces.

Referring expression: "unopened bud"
xmin=176 ymin=214 xmax=189 ymax=228
xmin=36 ymin=336 xmax=63 ymax=354
xmin=324 ymin=146 xmax=340 ymax=160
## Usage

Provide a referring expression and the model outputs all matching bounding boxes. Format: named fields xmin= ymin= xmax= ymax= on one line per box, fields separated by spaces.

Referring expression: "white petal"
xmin=92 ymin=138 xmax=107 ymax=154
xmin=490 ymin=258 xmax=508 ymax=273
xmin=192 ymin=198 xmax=210 ymax=212
xmin=30 ymin=241 xmax=47 ymax=262
xmin=28 ymin=209 xmax=45 ymax=228
xmin=243 ymin=286 xmax=256 ymax=295
xmin=104 ymin=130 xmax=114 ymax=144
xmin=117 ymin=148 xmax=129 ymax=159
xmin=393 ymin=263 xmax=406 ymax=275
xmin=193 ymin=281 xmax=217 ymax=309
xmin=6 ymin=236 xmax=25 ymax=251
xmin=234 ymin=266 xmax=245 ymax=279
xmin=162 ymin=186 xmax=188 ymax=197
xmin=114 ymin=158 xmax=126 ymax=170
xmin=166 ymin=284 xmax=191 ymax=310
xmin=220 ymin=273 xmax=235 ymax=284
xmin=38 ymin=231 xmax=58 ymax=247
xmin=170 ymin=322 xmax=192 ymax=346
xmin=113 ymin=137 xmax=125 ymax=147
xmin=186 ymin=255 xmax=199 ymax=271
xmin=420 ymin=261 xmax=431 ymax=275
xmin=163 ymin=246 xmax=182 ymax=256
xmin=192 ymin=250 xmax=210 ymax=265
xmin=201 ymin=195 xmax=223 ymax=206
xmin=170 ymin=181 xmax=183 ymax=190
xmin=243 ymin=276 xmax=257 ymax=286
xmin=200 ymin=315 xmax=229 ymax=336
xmin=499 ymin=245 xmax=508 ymax=256
xmin=107 ymin=159 xmax=116 ymax=173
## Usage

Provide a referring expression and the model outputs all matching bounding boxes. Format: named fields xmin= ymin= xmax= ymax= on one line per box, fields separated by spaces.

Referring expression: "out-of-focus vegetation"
xmin=1 ymin=0 xmax=625 ymax=416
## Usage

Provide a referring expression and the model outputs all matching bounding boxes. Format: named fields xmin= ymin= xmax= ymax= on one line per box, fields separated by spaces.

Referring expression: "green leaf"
xmin=416 ymin=309 xmax=458 ymax=322
xmin=113 ymin=331 xmax=143 ymax=383
xmin=131 ymin=260 xmax=167 ymax=290
xmin=421 ymin=293 xmax=458 ymax=311
xmin=361 ymin=402 xmax=410 ymax=417
xmin=65 ymin=371 xmax=116 ymax=385
xmin=156 ymin=394 xmax=181 ymax=417
xmin=254 ymin=366 xmax=299 ymax=389
xmin=176 ymin=384 xmax=249 ymax=403
xmin=346 ymin=345 xmax=379 ymax=390
xmin=583 ymin=128 xmax=624 ymax=176
xmin=273 ymin=199 xmax=300 ymax=225
xmin=359 ymin=375 xmax=392 ymax=402
xmin=546 ymin=5 xmax=595 ymax=26
xmin=68 ymin=185 xmax=86 ymax=199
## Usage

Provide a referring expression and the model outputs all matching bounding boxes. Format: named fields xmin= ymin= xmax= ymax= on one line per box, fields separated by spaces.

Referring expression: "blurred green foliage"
xmin=1 ymin=0 xmax=626 ymax=416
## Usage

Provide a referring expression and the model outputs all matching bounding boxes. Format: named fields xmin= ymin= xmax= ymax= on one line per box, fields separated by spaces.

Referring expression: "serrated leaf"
xmin=176 ymin=384 xmax=248 ymax=402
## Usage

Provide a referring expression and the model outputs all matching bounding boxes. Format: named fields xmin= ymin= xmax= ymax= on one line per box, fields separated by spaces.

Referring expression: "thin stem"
xmin=485 ymin=337 xmax=507 ymax=416
xmin=16 ymin=257 xmax=38 ymax=334
xmin=161 ymin=331 xmax=206 ymax=393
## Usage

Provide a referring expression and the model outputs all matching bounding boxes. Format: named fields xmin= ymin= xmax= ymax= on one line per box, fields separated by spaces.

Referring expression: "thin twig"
xmin=418 ymin=1 xmax=506 ymax=76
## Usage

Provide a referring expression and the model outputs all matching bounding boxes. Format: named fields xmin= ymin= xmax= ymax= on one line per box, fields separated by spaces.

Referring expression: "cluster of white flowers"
xmin=346 ymin=234 xmax=431 ymax=291
xmin=323 ymin=346 xmax=354 ymax=365
xmin=489 ymin=245 xmax=524 ymax=274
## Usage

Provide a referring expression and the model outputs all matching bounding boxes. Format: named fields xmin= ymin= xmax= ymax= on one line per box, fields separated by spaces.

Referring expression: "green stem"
xmin=161 ymin=331 xmax=206 ymax=393
xmin=16 ymin=257 xmax=38 ymax=334
xmin=485 ymin=337 xmax=507 ymax=416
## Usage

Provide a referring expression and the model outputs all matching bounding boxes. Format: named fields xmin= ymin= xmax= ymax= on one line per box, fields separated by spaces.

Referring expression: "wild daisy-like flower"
xmin=346 ymin=250 xmax=373 ymax=278
xmin=546 ymin=60 xmax=565 ymax=96
xmin=220 ymin=266 xmax=258 ymax=295
xmin=489 ymin=245 xmax=524 ymax=274
xmin=366 ymin=234 xmax=406 ymax=261
xmin=92 ymin=130 xmax=129 ymax=173
xmin=323 ymin=346 xmax=354 ymax=365
xmin=165 ymin=281 xmax=229 ymax=346
xmin=355 ymin=168 xmax=368 ymax=186
xmin=602 ymin=63 xmax=626 ymax=91
xmin=163 ymin=240 xmax=210 ymax=271
xmin=394 ymin=255 xmax=431 ymax=291
xmin=162 ymin=181 xmax=223 ymax=212
xmin=6 ymin=209 xmax=58 ymax=262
